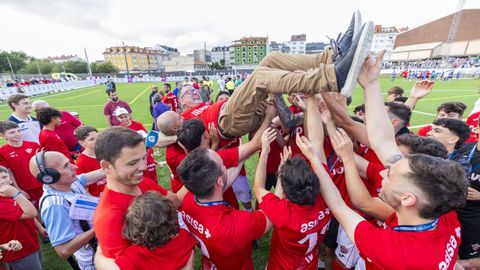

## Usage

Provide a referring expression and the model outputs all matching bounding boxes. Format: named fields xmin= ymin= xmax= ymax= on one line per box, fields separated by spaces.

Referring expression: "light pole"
xmin=122 ymin=41 xmax=130 ymax=78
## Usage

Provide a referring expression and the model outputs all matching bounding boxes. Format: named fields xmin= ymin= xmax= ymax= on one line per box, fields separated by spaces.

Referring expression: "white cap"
xmin=113 ymin=107 xmax=129 ymax=117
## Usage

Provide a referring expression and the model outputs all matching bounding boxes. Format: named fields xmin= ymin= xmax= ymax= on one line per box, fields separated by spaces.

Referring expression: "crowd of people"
xmin=0 ymin=11 xmax=479 ymax=270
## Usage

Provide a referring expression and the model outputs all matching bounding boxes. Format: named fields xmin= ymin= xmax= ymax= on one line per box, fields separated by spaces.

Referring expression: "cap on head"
xmin=113 ymin=107 xmax=129 ymax=117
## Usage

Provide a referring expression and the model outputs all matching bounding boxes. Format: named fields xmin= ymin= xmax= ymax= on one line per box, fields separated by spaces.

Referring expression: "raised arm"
xmin=330 ymin=128 xmax=394 ymax=221
xmin=303 ymin=94 xmax=327 ymax=162
xmin=84 ymin=169 xmax=107 ymax=186
xmin=404 ymin=80 xmax=434 ymax=110
xmin=359 ymin=51 xmax=403 ymax=166
xmin=253 ymin=128 xmax=277 ymax=203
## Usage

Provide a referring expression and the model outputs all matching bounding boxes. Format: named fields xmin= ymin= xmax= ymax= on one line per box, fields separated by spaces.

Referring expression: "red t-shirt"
xmin=181 ymin=102 xmax=210 ymax=120
xmin=115 ymin=228 xmax=195 ymax=270
xmin=0 ymin=197 xmax=40 ymax=262
xmin=103 ymin=100 xmax=132 ymax=126
xmin=39 ymin=129 xmax=74 ymax=163
xmin=162 ymin=92 xmax=179 ymax=112
xmin=417 ymin=125 xmax=432 ymax=137
xmin=125 ymin=121 xmax=158 ymax=182
xmin=355 ymin=211 xmax=461 ymax=270
xmin=323 ymin=138 xmax=350 ymax=206
xmin=0 ymin=141 xmax=41 ymax=191
xmin=366 ymin=162 xmax=385 ymax=195
xmin=466 ymin=112 xmax=480 ymax=143
xmin=75 ymin=154 xmax=106 ymax=197
xmin=94 ymin=179 xmax=168 ymax=258
xmin=287 ymin=105 xmax=307 ymax=161
xmin=259 ymin=193 xmax=331 ymax=270
xmin=181 ymin=192 xmax=266 ymax=270
xmin=266 ymin=126 xmax=287 ymax=174
xmin=54 ymin=111 xmax=82 ymax=150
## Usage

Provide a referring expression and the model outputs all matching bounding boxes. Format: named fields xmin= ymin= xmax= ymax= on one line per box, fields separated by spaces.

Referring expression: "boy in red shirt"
xmin=114 ymin=108 xmax=158 ymax=182
xmin=93 ymin=127 xmax=181 ymax=259
xmin=0 ymin=121 xmax=42 ymax=207
xmin=94 ymin=192 xmax=196 ymax=270
xmin=75 ymin=125 xmax=107 ymax=197
xmin=0 ymin=166 xmax=41 ymax=269
xmin=37 ymin=107 xmax=74 ymax=163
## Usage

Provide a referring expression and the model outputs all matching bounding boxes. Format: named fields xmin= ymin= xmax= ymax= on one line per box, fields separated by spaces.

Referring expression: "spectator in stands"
xmin=29 ymin=151 xmax=105 ymax=269
xmin=104 ymin=89 xmax=132 ymax=127
xmin=32 ymin=100 xmax=82 ymax=153
xmin=6 ymin=94 xmax=41 ymax=144
xmin=37 ymin=107 xmax=74 ymax=163
xmin=386 ymin=86 xmax=404 ymax=102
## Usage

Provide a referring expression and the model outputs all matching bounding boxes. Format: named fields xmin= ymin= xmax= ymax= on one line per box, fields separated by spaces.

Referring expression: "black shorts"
xmin=324 ymin=217 xmax=339 ymax=249
xmin=459 ymin=217 xmax=480 ymax=259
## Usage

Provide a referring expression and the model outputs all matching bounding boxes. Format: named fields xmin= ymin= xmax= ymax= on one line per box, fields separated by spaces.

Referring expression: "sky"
xmin=1 ymin=0 xmax=479 ymax=61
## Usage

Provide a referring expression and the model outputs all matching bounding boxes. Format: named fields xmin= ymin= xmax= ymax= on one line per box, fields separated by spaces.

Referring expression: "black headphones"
xmin=35 ymin=150 xmax=61 ymax=185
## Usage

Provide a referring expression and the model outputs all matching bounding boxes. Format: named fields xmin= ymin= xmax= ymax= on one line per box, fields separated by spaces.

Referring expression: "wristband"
xmin=11 ymin=191 xmax=21 ymax=199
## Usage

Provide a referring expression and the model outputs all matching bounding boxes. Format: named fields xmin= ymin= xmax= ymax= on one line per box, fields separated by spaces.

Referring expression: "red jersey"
xmin=55 ymin=111 xmax=82 ymax=150
xmin=0 ymin=196 xmax=40 ymax=262
xmin=181 ymin=102 xmax=210 ymax=120
xmin=115 ymin=228 xmax=195 ymax=270
xmin=259 ymin=193 xmax=331 ymax=270
xmin=94 ymin=178 xmax=168 ymax=258
xmin=76 ymin=153 xmax=106 ymax=197
xmin=181 ymin=192 xmax=266 ymax=270
xmin=287 ymin=105 xmax=307 ymax=160
xmin=125 ymin=121 xmax=158 ymax=182
xmin=323 ymin=138 xmax=350 ymax=206
xmin=355 ymin=211 xmax=461 ymax=270
xmin=417 ymin=125 xmax=432 ymax=137
xmin=39 ymin=129 xmax=74 ymax=163
xmin=466 ymin=112 xmax=480 ymax=143
xmin=0 ymin=141 xmax=41 ymax=191
xmin=357 ymin=144 xmax=383 ymax=196
xmin=162 ymin=92 xmax=179 ymax=112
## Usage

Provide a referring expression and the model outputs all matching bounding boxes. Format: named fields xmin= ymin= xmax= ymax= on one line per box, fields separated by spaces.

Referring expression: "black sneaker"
xmin=334 ymin=21 xmax=374 ymax=97
xmin=330 ymin=10 xmax=362 ymax=62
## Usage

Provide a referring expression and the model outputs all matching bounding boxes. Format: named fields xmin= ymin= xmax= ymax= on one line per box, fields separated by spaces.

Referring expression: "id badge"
xmin=69 ymin=194 xmax=99 ymax=221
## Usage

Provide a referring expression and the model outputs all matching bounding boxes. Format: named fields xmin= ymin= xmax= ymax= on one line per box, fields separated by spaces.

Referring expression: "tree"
xmin=18 ymin=61 xmax=53 ymax=74
xmin=0 ymin=51 xmax=29 ymax=73
xmin=91 ymin=61 xmax=118 ymax=74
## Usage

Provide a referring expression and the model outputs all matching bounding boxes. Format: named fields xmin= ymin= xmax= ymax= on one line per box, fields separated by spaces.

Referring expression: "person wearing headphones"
xmin=29 ymin=150 xmax=105 ymax=270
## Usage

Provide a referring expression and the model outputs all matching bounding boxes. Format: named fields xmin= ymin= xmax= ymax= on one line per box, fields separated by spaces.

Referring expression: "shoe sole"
xmin=340 ymin=21 xmax=373 ymax=97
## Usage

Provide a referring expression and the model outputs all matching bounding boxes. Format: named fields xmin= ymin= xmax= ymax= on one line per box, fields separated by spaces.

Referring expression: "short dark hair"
xmin=36 ymin=107 xmax=62 ymax=125
xmin=393 ymin=96 xmax=408 ymax=103
xmin=74 ymin=125 xmax=98 ymax=141
xmin=437 ymin=102 xmax=467 ymax=116
xmin=164 ymin=83 xmax=171 ymax=90
xmin=95 ymin=126 xmax=144 ymax=164
xmin=385 ymin=102 xmax=412 ymax=124
xmin=387 ymin=86 xmax=404 ymax=95
xmin=406 ymin=154 xmax=468 ymax=219
xmin=353 ymin=104 xmax=365 ymax=114
xmin=7 ymin=94 xmax=28 ymax=111
xmin=215 ymin=91 xmax=230 ymax=102
xmin=177 ymin=148 xmax=222 ymax=198
xmin=396 ymin=134 xmax=448 ymax=158
xmin=279 ymin=157 xmax=320 ymax=206
xmin=0 ymin=121 xmax=19 ymax=134
xmin=177 ymin=119 xmax=205 ymax=151
xmin=106 ymin=89 xmax=116 ymax=96
xmin=122 ymin=192 xmax=178 ymax=249
xmin=432 ymin=118 xmax=471 ymax=149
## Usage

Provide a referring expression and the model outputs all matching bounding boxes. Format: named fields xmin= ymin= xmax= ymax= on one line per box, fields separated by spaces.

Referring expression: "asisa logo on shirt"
xmin=25 ymin=148 xmax=33 ymax=154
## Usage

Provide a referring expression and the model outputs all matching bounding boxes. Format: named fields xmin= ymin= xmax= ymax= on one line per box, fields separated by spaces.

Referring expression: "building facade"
xmin=371 ymin=25 xmax=401 ymax=60
xmin=46 ymin=55 xmax=84 ymax=64
xmin=103 ymin=46 xmax=164 ymax=73
xmin=305 ymin=42 xmax=325 ymax=54
xmin=285 ymin=34 xmax=307 ymax=54
xmin=269 ymin=41 xmax=290 ymax=53
xmin=231 ymin=37 xmax=268 ymax=68
xmin=211 ymin=46 xmax=231 ymax=68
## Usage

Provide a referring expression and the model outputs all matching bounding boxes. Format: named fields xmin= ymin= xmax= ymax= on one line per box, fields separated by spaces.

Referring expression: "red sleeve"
xmin=417 ymin=126 xmax=430 ymax=137
xmin=258 ymin=193 xmax=288 ymax=227
xmin=217 ymin=147 xmax=239 ymax=168
xmin=139 ymin=178 xmax=168 ymax=196
xmin=354 ymin=220 xmax=401 ymax=269
xmin=67 ymin=112 xmax=82 ymax=128
xmin=103 ymin=103 xmax=110 ymax=115
xmin=366 ymin=162 xmax=384 ymax=190
xmin=235 ymin=210 xmax=267 ymax=241
xmin=0 ymin=198 xmax=23 ymax=221
xmin=125 ymin=103 xmax=132 ymax=113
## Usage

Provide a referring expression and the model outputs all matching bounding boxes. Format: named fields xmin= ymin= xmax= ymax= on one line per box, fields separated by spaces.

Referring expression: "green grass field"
xmin=1 ymin=77 xmax=479 ymax=269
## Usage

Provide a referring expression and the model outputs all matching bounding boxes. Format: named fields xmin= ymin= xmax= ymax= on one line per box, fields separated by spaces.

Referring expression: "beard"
xmin=112 ymin=97 xmax=119 ymax=102
xmin=379 ymin=189 xmax=401 ymax=210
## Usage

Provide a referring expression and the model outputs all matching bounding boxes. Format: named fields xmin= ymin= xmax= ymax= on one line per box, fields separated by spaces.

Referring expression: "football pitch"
xmin=1 ymin=77 xmax=479 ymax=269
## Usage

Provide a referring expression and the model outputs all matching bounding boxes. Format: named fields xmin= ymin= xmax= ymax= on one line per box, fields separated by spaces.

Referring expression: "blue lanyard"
xmin=327 ymin=149 xmax=340 ymax=173
xmin=194 ymin=196 xmax=229 ymax=207
xmin=448 ymin=150 xmax=459 ymax=160
xmin=467 ymin=144 xmax=478 ymax=163
xmin=392 ymin=218 xmax=439 ymax=232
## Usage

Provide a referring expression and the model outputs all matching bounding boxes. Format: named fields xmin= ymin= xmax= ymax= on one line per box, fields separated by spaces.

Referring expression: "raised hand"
xmin=330 ymin=128 xmax=354 ymax=161
xmin=358 ymin=50 xmax=385 ymax=89
xmin=296 ymin=133 xmax=316 ymax=161
xmin=409 ymin=80 xmax=434 ymax=100
xmin=208 ymin=123 xmax=219 ymax=147
xmin=261 ymin=127 xmax=277 ymax=154
xmin=279 ymin=146 xmax=292 ymax=170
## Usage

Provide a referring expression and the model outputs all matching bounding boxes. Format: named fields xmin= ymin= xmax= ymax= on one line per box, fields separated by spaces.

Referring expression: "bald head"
xmin=29 ymin=151 xmax=75 ymax=185
xmin=157 ymin=111 xmax=183 ymax=136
